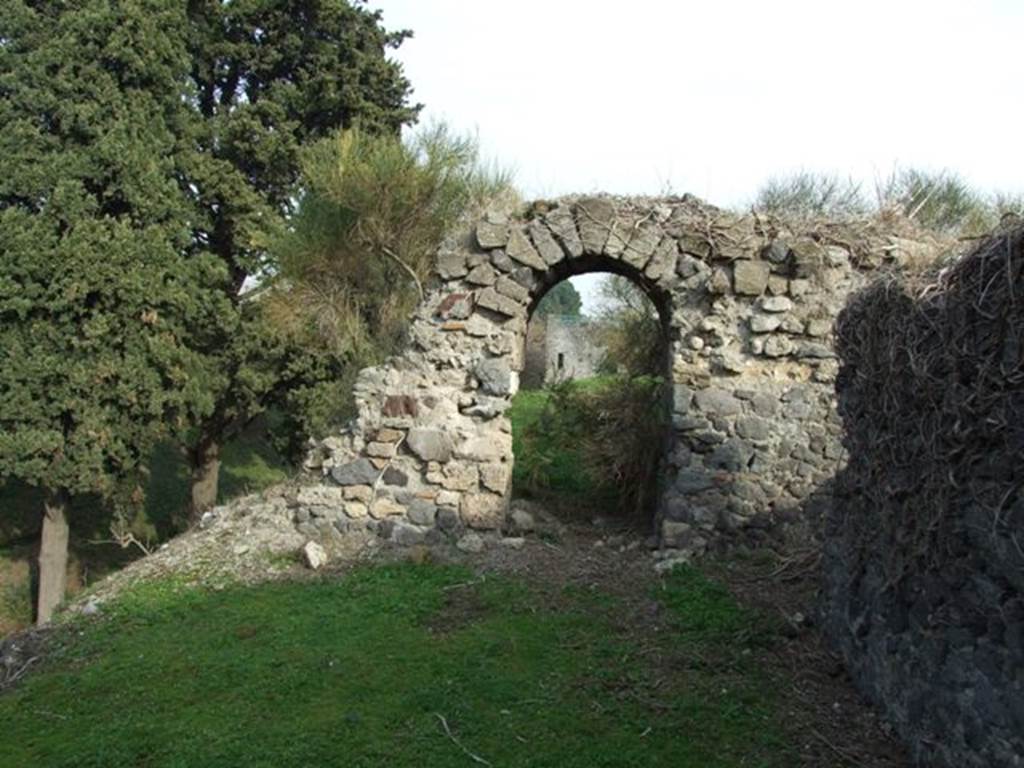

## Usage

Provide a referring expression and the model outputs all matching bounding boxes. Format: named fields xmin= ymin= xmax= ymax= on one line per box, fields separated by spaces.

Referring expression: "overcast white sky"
xmin=372 ymin=0 xmax=1024 ymax=310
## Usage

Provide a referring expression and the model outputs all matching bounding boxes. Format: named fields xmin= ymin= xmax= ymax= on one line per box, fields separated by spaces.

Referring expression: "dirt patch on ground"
xmin=447 ymin=517 xmax=909 ymax=768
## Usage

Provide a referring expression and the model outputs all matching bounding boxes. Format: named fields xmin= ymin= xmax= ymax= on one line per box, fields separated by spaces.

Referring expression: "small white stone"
xmin=302 ymin=541 xmax=328 ymax=570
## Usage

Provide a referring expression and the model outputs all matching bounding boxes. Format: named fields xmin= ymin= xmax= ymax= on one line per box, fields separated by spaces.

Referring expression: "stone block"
xmin=456 ymin=532 xmax=485 ymax=553
xmin=343 ymin=485 xmax=373 ymax=502
xmin=436 ymin=292 xmax=473 ymax=320
xmin=366 ymin=441 xmax=396 ymax=459
xmin=369 ymin=498 xmax=406 ymax=519
xmin=406 ymin=498 xmax=437 ymax=526
xmin=621 ymin=224 xmax=662 ymax=270
xmin=733 ymin=260 xmax=771 ymax=295
xmin=749 ymin=314 xmax=782 ymax=333
xmin=575 ymin=197 xmax=615 ymax=254
xmin=462 ymin=492 xmax=506 ymax=529
xmin=331 ymin=458 xmax=380 ymax=486
xmin=480 ymin=463 xmax=511 ymax=493
xmin=376 ymin=428 xmax=404 ymax=443
xmin=694 ymin=387 xmax=743 ymax=416
xmin=760 ymin=296 xmax=794 ymax=313
xmin=344 ymin=501 xmax=368 ymax=519
xmin=476 ymin=220 xmax=509 ymax=249
xmin=645 ymin=236 xmax=679 ymax=283
xmin=528 ymin=219 xmax=565 ymax=265
xmin=544 ymin=205 xmax=584 ymax=257
xmin=302 ymin=541 xmax=328 ymax=570
xmin=474 ymin=357 xmax=513 ymax=396
xmin=466 ymin=263 xmax=497 ymax=286
xmin=495 ymin=275 xmax=530 ymax=303
xmin=767 ymin=275 xmax=789 ymax=296
xmin=407 ymin=428 xmax=454 ymax=462
xmin=436 ymin=252 xmax=468 ymax=279
xmin=506 ymin=227 xmax=546 ymax=269
xmin=476 ymin=286 xmax=523 ymax=318
xmin=763 ymin=335 xmax=796 ymax=357
xmin=709 ymin=267 xmax=731 ymax=294
xmin=391 ymin=522 xmax=428 ymax=547
xmin=672 ymin=384 xmax=694 ymax=414
xmin=456 ymin=432 xmax=513 ymax=462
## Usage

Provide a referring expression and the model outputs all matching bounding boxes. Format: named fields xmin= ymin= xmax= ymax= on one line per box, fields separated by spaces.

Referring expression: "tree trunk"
xmin=37 ymin=488 xmax=70 ymax=625
xmin=188 ymin=439 xmax=221 ymax=525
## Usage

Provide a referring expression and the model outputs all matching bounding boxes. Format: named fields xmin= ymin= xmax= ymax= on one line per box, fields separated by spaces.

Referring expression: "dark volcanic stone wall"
xmin=823 ymin=224 xmax=1024 ymax=768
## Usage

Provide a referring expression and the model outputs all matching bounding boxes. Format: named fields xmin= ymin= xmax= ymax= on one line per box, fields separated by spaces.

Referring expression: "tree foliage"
xmin=594 ymin=276 xmax=664 ymax=377
xmin=0 ymin=1 xmax=223 ymax=508
xmin=534 ymin=281 xmax=582 ymax=318
xmin=268 ymin=124 xmax=512 ymax=426
xmin=172 ymin=0 xmax=422 ymax=517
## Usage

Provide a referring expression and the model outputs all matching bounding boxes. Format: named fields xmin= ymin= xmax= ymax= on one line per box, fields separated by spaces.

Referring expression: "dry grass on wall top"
xmin=833 ymin=219 xmax=1024 ymax=578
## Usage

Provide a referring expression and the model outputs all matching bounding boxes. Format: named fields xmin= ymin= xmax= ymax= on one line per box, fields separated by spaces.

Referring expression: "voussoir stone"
xmin=528 ymin=219 xmax=565 ymax=265
xmin=544 ymin=205 xmax=583 ymax=257
xmin=505 ymin=227 xmax=546 ymax=270
xmin=575 ymin=197 xmax=615 ymax=254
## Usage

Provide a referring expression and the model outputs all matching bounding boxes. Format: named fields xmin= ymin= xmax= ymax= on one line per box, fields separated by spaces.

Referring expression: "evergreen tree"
xmin=0 ymin=1 xmax=230 ymax=622
xmin=177 ymin=0 xmax=420 ymax=520
xmin=535 ymin=280 xmax=583 ymax=318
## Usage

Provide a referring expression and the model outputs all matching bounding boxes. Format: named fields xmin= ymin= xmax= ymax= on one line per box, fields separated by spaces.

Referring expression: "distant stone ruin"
xmin=303 ymin=194 xmax=941 ymax=554
xmin=522 ymin=314 xmax=607 ymax=387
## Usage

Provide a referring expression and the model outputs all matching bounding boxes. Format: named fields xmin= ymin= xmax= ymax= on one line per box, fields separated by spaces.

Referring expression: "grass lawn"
xmin=0 ymin=562 xmax=792 ymax=768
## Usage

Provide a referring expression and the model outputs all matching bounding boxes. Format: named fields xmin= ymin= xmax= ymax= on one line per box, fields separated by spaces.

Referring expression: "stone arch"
xmin=308 ymin=194 xmax=933 ymax=555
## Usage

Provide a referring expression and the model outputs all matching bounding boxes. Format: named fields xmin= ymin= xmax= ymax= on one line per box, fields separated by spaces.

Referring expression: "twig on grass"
xmin=434 ymin=713 xmax=493 ymax=767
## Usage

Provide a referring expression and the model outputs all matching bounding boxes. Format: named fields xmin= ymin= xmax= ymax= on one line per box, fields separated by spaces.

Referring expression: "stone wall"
xmin=303 ymin=194 xmax=939 ymax=555
xmin=542 ymin=314 xmax=606 ymax=384
xmin=823 ymin=224 xmax=1024 ymax=768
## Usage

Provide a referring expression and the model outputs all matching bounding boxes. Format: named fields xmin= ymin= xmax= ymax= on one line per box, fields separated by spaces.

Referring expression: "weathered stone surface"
xmin=331 ymin=458 xmax=380 ymax=486
xmin=369 ymin=498 xmax=406 ymax=519
xmin=476 ymin=286 xmax=523 ymax=318
xmin=466 ymin=263 xmax=497 ymax=286
xmin=462 ymin=493 xmax=505 ymax=529
xmin=672 ymin=384 xmax=694 ymax=414
xmin=426 ymin=463 xmax=479 ymax=491
xmin=506 ymin=227 xmax=546 ymax=270
xmin=480 ymin=463 xmax=510 ymax=493
xmin=376 ymin=428 xmax=404 ymax=443
xmin=694 ymin=388 xmax=743 ymax=416
xmin=709 ymin=267 xmax=731 ymax=294
xmin=302 ymin=541 xmax=328 ymax=570
xmin=436 ymin=252 xmax=468 ymax=279
xmin=528 ymin=219 xmax=565 ymax=265
xmin=544 ymin=205 xmax=584 ymax=257
xmin=296 ymin=485 xmax=344 ymax=507
xmin=575 ymin=197 xmax=614 ymax=254
xmin=733 ymin=260 xmax=771 ymax=295
xmin=761 ymin=296 xmax=794 ymax=313
xmin=406 ymin=498 xmax=437 ymax=526
xmin=645 ymin=236 xmax=679 ymax=282
xmin=763 ymin=335 xmax=796 ymax=357
xmin=366 ymin=441 xmax=395 ymax=459
xmin=343 ymin=485 xmax=373 ymax=502
xmin=735 ymin=415 xmax=772 ymax=441
xmin=456 ymin=432 xmax=513 ymax=462
xmin=436 ymin=292 xmax=473 ymax=320
xmin=476 ymin=220 xmax=509 ymax=249
xmin=406 ymin=428 xmax=454 ymax=463
xmin=344 ymin=501 xmax=368 ymax=519
xmin=382 ymin=466 xmax=408 ymax=487
xmin=391 ymin=522 xmax=427 ymax=546
xmin=495 ymin=274 xmax=530 ymax=303
xmin=456 ymin=532 xmax=485 ymax=553
xmin=508 ymin=507 xmax=535 ymax=533
xmin=621 ymin=224 xmax=662 ymax=270
xmin=749 ymin=314 xmax=782 ymax=333
xmin=474 ymin=357 xmax=513 ymax=396
xmin=490 ymin=249 xmax=515 ymax=272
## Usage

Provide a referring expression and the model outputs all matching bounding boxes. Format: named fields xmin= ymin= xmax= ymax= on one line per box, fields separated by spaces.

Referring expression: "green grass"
xmin=509 ymin=381 xmax=609 ymax=505
xmin=0 ymin=562 xmax=790 ymax=767
xmin=0 ymin=419 xmax=289 ymax=632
